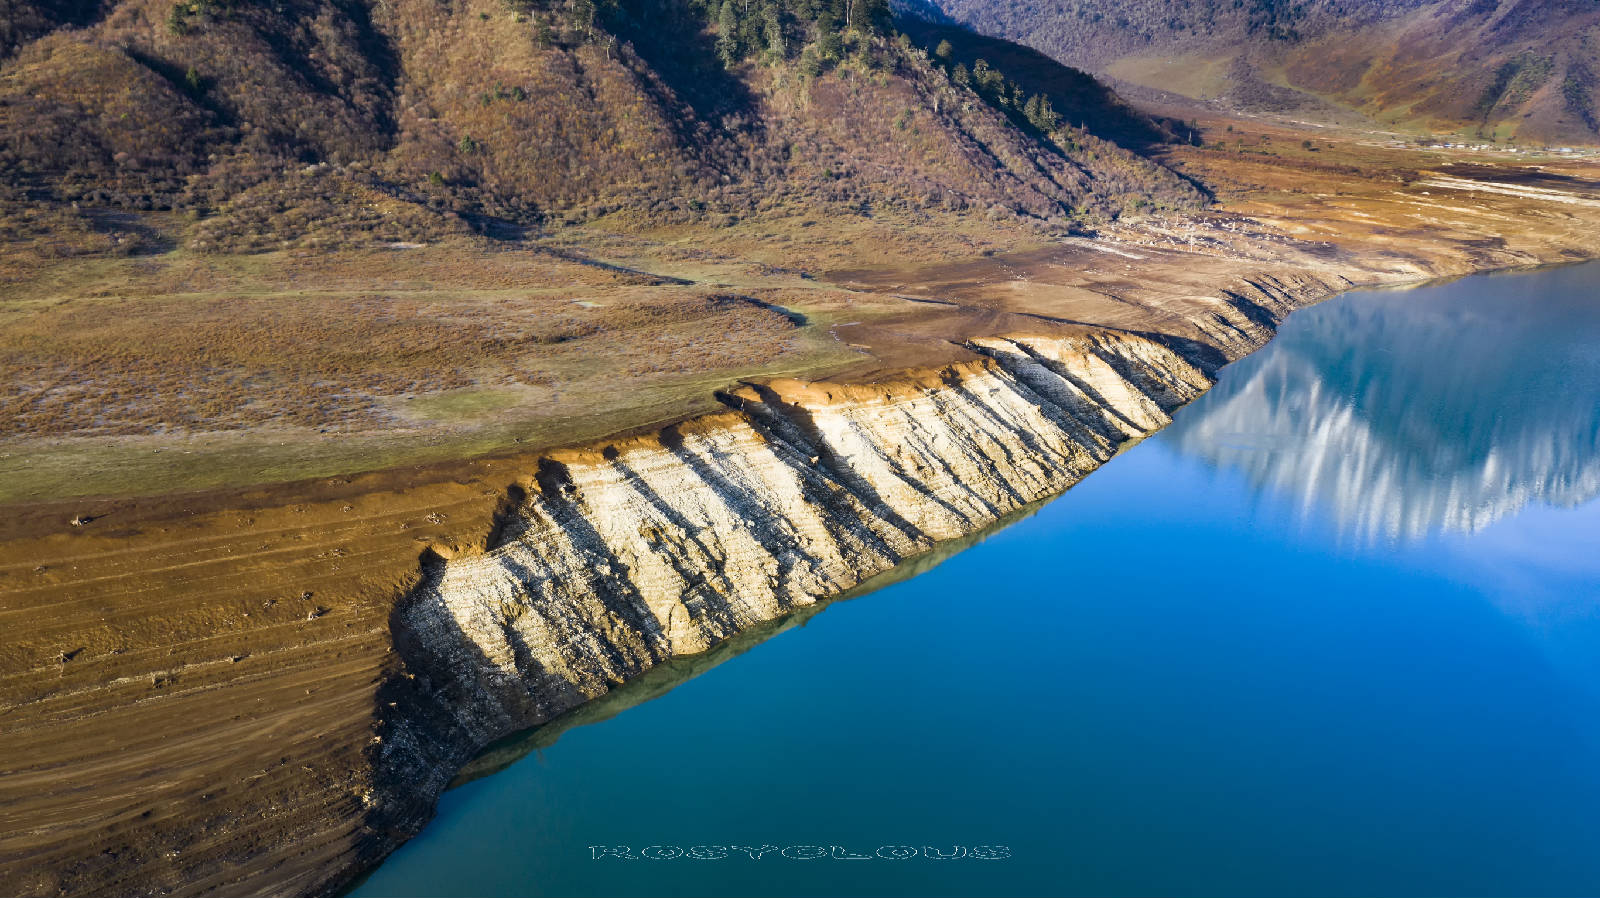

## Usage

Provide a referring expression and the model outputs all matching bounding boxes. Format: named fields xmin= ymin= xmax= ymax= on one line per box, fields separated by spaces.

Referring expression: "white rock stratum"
xmin=373 ymin=319 xmax=1310 ymax=805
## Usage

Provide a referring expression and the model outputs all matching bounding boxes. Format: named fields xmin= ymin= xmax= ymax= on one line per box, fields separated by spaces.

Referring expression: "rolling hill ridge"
xmin=0 ymin=0 xmax=1202 ymax=262
xmin=930 ymin=0 xmax=1600 ymax=144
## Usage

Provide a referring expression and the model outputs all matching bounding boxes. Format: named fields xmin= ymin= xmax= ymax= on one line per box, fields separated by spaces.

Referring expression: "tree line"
xmin=699 ymin=0 xmax=891 ymax=66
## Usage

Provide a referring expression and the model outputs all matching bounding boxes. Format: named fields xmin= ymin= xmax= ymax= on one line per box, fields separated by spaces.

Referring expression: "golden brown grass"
xmin=0 ymin=234 xmax=933 ymax=501
xmin=1 ymin=281 xmax=801 ymax=438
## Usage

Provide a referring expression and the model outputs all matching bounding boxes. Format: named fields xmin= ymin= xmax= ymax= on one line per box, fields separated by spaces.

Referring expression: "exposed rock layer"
xmin=10 ymin=150 xmax=1600 ymax=896
xmin=367 ymin=284 xmax=1334 ymax=853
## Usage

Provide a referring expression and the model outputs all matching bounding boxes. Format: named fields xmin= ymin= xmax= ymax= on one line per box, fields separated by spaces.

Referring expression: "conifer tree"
xmin=846 ymin=0 xmax=888 ymax=34
xmin=716 ymin=0 xmax=739 ymax=65
xmin=763 ymin=1 xmax=786 ymax=57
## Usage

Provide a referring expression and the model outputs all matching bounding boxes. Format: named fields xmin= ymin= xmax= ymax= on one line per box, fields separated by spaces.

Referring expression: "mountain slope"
xmin=931 ymin=0 xmax=1600 ymax=145
xmin=0 ymin=0 xmax=1201 ymax=259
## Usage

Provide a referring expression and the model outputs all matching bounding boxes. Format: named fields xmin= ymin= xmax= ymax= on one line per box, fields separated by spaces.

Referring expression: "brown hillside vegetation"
xmin=932 ymin=0 xmax=1600 ymax=145
xmin=0 ymin=0 xmax=1209 ymax=507
xmin=0 ymin=0 xmax=1202 ymax=262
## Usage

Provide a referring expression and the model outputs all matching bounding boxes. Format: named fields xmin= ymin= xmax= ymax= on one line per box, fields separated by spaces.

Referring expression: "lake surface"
xmin=351 ymin=262 xmax=1600 ymax=897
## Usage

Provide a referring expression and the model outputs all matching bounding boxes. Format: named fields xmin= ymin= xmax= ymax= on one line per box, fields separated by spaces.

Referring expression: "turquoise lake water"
xmin=351 ymin=262 xmax=1600 ymax=897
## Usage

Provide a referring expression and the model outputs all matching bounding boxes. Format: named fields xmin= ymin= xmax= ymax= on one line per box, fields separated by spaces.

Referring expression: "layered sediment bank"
xmin=368 ymin=277 xmax=1333 ymax=875
xmin=6 ymin=154 xmax=1600 ymax=898
xmin=0 ymin=259 xmax=1339 ymax=898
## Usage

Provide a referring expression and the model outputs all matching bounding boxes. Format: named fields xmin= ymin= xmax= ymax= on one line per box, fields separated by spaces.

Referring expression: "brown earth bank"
xmin=3 ymin=135 xmax=1600 ymax=898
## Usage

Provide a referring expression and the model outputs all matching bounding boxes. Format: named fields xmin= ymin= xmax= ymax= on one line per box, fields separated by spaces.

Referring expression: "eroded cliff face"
xmin=0 ymin=260 xmax=1351 ymax=898
xmin=371 ymin=327 xmax=1231 ymax=837
xmin=8 ymin=148 xmax=1600 ymax=898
